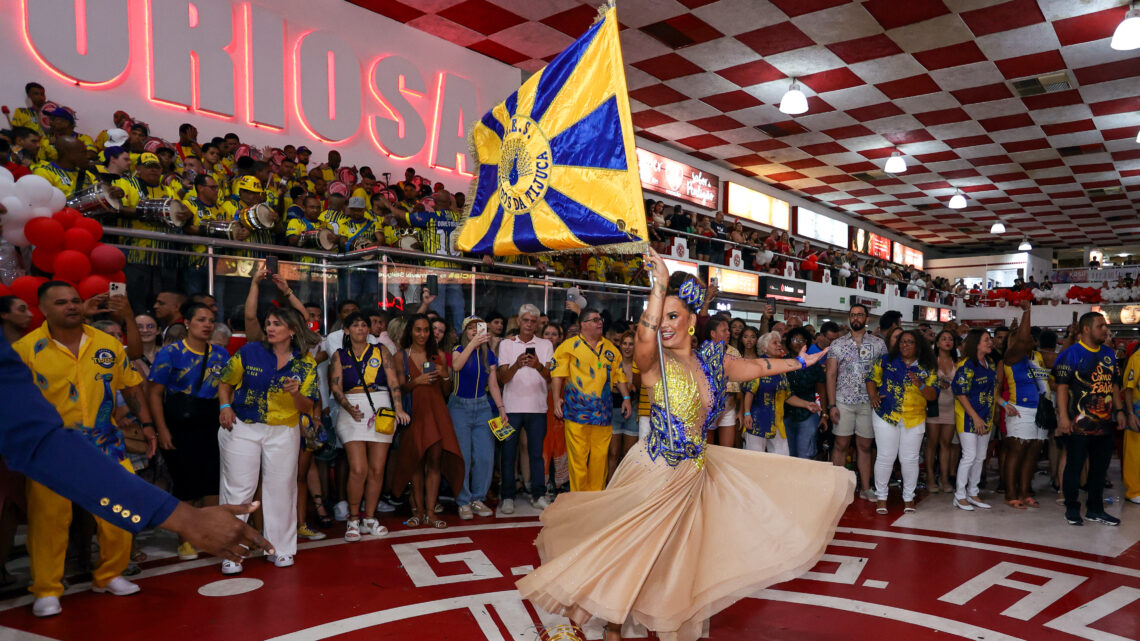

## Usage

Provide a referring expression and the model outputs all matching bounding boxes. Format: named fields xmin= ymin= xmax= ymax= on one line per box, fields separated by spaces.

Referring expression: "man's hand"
xmin=621 ymin=398 xmax=632 ymax=419
xmin=158 ymin=426 xmax=175 ymax=451
xmin=1056 ymin=415 xmax=1072 ymax=436
xmin=829 ymin=405 xmax=840 ymax=424
xmin=159 ymin=501 xmax=274 ymax=562
xmin=514 ymin=352 xmax=533 ymax=369
xmin=107 ymin=294 xmax=131 ymax=321
xmin=553 ymin=396 xmax=564 ymax=419
xmin=1128 ymin=410 xmax=1140 ymax=432
xmin=84 ymin=293 xmax=109 ymax=318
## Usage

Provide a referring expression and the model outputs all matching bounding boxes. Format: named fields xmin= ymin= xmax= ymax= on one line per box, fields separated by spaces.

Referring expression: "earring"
xmin=688 ymin=326 xmax=696 ymax=336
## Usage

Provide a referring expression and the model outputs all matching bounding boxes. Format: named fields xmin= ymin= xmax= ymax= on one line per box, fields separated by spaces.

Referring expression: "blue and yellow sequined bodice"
xmin=646 ymin=341 xmax=726 ymax=469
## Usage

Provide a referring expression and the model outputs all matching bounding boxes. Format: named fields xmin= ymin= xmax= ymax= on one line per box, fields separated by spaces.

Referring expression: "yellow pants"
xmin=564 ymin=420 xmax=612 ymax=492
xmin=1125 ymin=430 xmax=1140 ymax=500
xmin=26 ymin=459 xmax=134 ymax=598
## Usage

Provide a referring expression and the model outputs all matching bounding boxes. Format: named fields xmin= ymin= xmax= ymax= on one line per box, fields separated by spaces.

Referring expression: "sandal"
xmin=1022 ymin=496 xmax=1040 ymax=508
xmin=429 ymin=515 xmax=448 ymax=529
xmin=404 ymin=514 xmax=424 ymax=528
xmin=903 ymin=501 xmax=916 ymax=513
xmin=1006 ymin=499 xmax=1027 ymax=510
xmin=312 ymin=494 xmax=333 ymax=528
xmin=876 ymin=500 xmax=888 ymax=515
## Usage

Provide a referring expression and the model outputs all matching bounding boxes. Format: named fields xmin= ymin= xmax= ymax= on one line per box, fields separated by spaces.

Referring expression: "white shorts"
xmin=717 ymin=406 xmax=738 ymax=428
xmin=1005 ymin=405 xmax=1046 ymax=440
xmin=638 ymin=416 xmax=651 ymax=441
xmin=335 ymin=390 xmax=394 ymax=444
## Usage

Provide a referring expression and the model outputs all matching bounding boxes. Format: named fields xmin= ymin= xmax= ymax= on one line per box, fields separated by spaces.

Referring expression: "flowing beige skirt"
xmin=516 ymin=441 xmax=856 ymax=641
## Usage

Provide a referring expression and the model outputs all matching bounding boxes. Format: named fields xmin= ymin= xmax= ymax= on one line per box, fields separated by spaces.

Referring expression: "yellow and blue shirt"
xmin=147 ymin=340 xmax=228 ymax=398
xmin=1122 ymin=350 xmax=1140 ymax=421
xmin=13 ymin=324 xmax=143 ymax=461
xmin=745 ymin=373 xmax=788 ymax=438
xmin=953 ymin=357 xmax=996 ymax=434
xmin=552 ymin=336 xmax=625 ymax=426
xmin=10 ymin=107 xmax=44 ymax=135
xmin=32 ymin=162 xmax=99 ymax=196
xmin=1053 ymin=341 xmax=1117 ymax=437
xmin=337 ymin=216 xmax=375 ymax=248
xmin=1003 ymin=351 xmax=1047 ymax=409
xmin=113 ymin=175 xmax=182 ymax=266
xmin=407 ymin=209 xmax=461 ymax=269
xmin=285 ymin=216 xmax=327 ymax=264
xmin=867 ymin=355 xmax=938 ymax=428
xmin=219 ymin=342 xmax=319 ymax=427
xmin=186 ymin=196 xmax=227 ymax=265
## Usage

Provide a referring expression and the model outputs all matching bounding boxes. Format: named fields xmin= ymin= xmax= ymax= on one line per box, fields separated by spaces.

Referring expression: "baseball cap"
xmin=296 ymin=146 xmax=312 ymax=154
xmin=234 ymin=175 xmax=263 ymax=193
xmin=104 ymin=128 xmax=128 ymax=148
xmin=47 ymin=107 xmax=75 ymax=123
xmin=138 ymin=152 xmax=161 ymax=166
xmin=348 ymin=196 xmax=367 ymax=209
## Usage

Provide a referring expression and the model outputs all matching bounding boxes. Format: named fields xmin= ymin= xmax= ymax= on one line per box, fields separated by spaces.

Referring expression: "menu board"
xmin=797 ymin=208 xmax=848 ymax=247
xmin=726 ymin=182 xmax=790 ymax=229
xmin=851 ymin=228 xmax=892 ymax=259
xmin=893 ymin=242 xmax=924 ymax=269
xmin=636 ymin=148 xmax=720 ymax=210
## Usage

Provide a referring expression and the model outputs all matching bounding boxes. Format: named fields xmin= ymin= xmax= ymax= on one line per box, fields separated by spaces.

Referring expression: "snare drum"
xmin=136 ymin=198 xmax=191 ymax=228
xmin=239 ymin=203 xmax=277 ymax=230
xmin=350 ymin=234 xmax=377 ymax=251
xmin=67 ymin=184 xmax=122 ymax=216
xmin=202 ymin=220 xmax=240 ymax=239
xmin=397 ymin=233 xmax=418 ymax=250
xmin=298 ymin=228 xmax=338 ymax=250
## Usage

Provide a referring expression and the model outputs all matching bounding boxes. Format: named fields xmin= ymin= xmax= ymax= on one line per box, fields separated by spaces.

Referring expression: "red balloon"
xmin=27 ymin=306 xmax=44 ymax=330
xmin=9 ymin=276 xmax=47 ymax=304
xmin=63 ymin=227 xmax=97 ymax=254
xmin=52 ymin=208 xmax=80 ymax=229
xmin=90 ymin=243 xmax=127 ymax=274
xmin=24 ymin=217 xmax=65 ymax=249
xmin=71 ymin=217 xmax=104 ymax=242
xmin=31 ymin=246 xmax=61 ymax=273
xmin=0 ymin=283 xmax=9 ymax=297
xmin=53 ymin=250 xmax=91 ymax=282
xmin=108 ymin=271 xmax=126 ymax=284
xmin=77 ymin=274 xmax=110 ymax=300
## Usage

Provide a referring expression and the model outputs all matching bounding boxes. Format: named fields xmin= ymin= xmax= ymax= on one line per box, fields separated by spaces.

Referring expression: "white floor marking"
xmin=836 ymin=527 xmax=1140 ymax=579
xmin=829 ymin=539 xmax=878 ymax=550
xmin=939 ymin=561 xmax=1087 ymax=621
xmin=196 ymin=578 xmax=265 ymax=597
xmin=753 ymin=589 xmax=1030 ymax=641
xmin=1043 ymin=586 xmax=1140 ymax=641
xmin=800 ymin=554 xmax=867 ymax=585
xmin=862 ymin=580 xmax=889 ymax=589
xmin=393 ymin=537 xmax=503 ymax=587
xmin=0 ymin=628 xmax=62 ymax=641
xmin=510 ymin=565 xmax=534 ymax=576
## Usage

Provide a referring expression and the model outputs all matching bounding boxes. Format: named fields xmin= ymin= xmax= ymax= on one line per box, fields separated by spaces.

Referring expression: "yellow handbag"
xmin=373 ymin=407 xmax=397 ymax=435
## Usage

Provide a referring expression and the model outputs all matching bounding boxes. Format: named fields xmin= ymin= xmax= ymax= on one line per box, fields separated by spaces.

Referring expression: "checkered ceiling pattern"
xmin=354 ymin=0 xmax=1140 ymax=249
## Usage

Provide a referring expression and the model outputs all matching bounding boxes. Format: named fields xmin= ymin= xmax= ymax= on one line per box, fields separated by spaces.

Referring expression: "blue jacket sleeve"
xmin=1 ymin=334 xmax=178 ymax=533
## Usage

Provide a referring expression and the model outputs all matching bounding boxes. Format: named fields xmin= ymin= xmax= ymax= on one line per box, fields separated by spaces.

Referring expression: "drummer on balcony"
xmin=183 ymin=174 xmax=248 ymax=297
xmin=224 ymin=176 xmax=279 ymax=249
xmin=32 ymin=137 xmax=101 ymax=197
xmin=114 ymin=151 xmax=184 ymax=312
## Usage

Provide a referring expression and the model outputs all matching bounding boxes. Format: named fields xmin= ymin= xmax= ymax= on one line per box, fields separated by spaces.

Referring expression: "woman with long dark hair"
xmin=925 ymin=329 xmax=959 ymax=493
xmin=147 ymin=302 xmax=228 ymax=560
xmin=740 ymin=325 xmax=760 ymax=360
xmin=517 ymin=251 xmax=851 ymax=641
xmin=866 ymin=330 xmax=938 ymax=514
xmin=330 ymin=312 xmax=408 ymax=542
xmin=952 ymin=329 xmax=999 ymax=512
xmin=394 ymin=314 xmax=463 ymax=528
xmin=217 ymin=305 xmax=320 ymax=573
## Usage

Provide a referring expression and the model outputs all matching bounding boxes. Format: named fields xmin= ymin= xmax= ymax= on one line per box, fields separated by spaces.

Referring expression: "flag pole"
xmin=647 ymin=269 xmax=676 ymax=445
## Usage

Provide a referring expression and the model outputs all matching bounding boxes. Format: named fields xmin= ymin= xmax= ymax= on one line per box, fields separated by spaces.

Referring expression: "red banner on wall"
xmin=636 ymin=148 xmax=719 ymax=210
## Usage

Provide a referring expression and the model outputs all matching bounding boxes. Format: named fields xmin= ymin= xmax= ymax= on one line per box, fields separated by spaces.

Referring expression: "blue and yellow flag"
xmin=456 ymin=4 xmax=646 ymax=256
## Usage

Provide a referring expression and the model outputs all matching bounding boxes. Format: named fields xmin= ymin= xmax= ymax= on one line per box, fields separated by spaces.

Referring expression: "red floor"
xmin=1 ymin=498 xmax=1138 ymax=641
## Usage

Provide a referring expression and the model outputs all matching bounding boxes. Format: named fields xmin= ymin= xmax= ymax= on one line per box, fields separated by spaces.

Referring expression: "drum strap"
xmin=347 ymin=220 xmax=373 ymax=247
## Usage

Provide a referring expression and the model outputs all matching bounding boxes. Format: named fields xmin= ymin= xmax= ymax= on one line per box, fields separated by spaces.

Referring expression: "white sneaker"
xmin=92 ymin=576 xmax=140 ymax=596
xmin=362 ymin=517 xmax=387 ymax=536
xmin=1127 ymin=495 xmax=1140 ymax=504
xmin=375 ymin=500 xmax=397 ymax=513
xmin=471 ymin=500 xmax=494 ymax=517
xmin=953 ymin=498 xmax=974 ymax=511
xmin=32 ymin=596 xmax=61 ymax=617
xmin=458 ymin=504 xmax=474 ymax=520
xmin=272 ymin=554 xmax=294 ymax=568
xmin=221 ymin=560 xmax=243 ymax=575
xmin=531 ymin=495 xmax=551 ymax=510
xmin=345 ymin=519 xmax=362 ymax=542
xmin=967 ymin=496 xmax=992 ymax=509
xmin=860 ymin=488 xmax=877 ymax=502
xmin=333 ymin=500 xmax=349 ymax=521
xmin=501 ymin=498 xmax=515 ymax=514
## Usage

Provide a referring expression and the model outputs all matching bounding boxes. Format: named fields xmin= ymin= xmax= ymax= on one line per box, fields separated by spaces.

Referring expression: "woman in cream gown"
xmin=517 ymin=250 xmax=855 ymax=641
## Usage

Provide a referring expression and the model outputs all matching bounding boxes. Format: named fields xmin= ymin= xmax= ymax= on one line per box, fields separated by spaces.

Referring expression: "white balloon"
xmin=0 ymin=196 xmax=29 ymax=221
xmin=14 ymin=174 xmax=54 ymax=207
xmin=0 ymin=182 xmax=14 ymax=200
xmin=30 ymin=206 xmax=52 ymax=219
xmin=46 ymin=187 xmax=66 ymax=213
xmin=0 ymin=166 xmax=12 ymax=185
xmin=1 ymin=225 xmax=28 ymax=247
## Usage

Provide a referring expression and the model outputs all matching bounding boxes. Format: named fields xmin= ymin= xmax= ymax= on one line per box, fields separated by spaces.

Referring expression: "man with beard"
xmin=114 ymin=152 xmax=183 ymax=311
xmin=826 ymin=304 xmax=886 ymax=502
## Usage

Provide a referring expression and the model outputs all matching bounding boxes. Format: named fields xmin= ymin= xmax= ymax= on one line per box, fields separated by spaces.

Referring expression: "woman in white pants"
xmin=218 ymin=307 xmax=320 ymax=573
xmin=952 ymin=329 xmax=998 ymax=512
xmin=866 ymin=330 xmax=938 ymax=514
xmin=742 ymin=332 xmax=820 ymax=455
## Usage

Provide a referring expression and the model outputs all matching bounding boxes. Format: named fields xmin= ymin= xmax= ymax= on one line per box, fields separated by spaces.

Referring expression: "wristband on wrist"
xmin=220 ymin=403 xmax=232 ymax=410
xmin=743 ymin=411 xmax=751 ymax=416
xmin=796 ymin=355 xmax=807 ymax=370
xmin=623 ymin=396 xmax=630 ymax=400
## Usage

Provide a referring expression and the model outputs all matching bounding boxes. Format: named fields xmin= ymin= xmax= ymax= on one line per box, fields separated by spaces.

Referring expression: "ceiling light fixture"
xmin=1111 ymin=5 xmax=1140 ymax=50
xmin=991 ymin=222 xmax=1006 ymax=234
xmin=884 ymin=151 xmax=907 ymax=174
xmin=1018 ymin=238 xmax=1032 ymax=251
xmin=779 ymin=79 xmax=808 ymax=115
xmin=948 ymin=190 xmax=966 ymax=209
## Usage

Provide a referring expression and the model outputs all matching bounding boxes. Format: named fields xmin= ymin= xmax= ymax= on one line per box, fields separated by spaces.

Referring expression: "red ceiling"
xmin=353 ymin=0 xmax=1140 ymax=249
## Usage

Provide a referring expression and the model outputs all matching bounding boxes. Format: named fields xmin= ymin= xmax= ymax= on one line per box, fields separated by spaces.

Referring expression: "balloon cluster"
xmin=988 ymin=288 xmax=1036 ymax=305
xmin=1029 ymin=287 xmax=1065 ymax=304
xmin=1097 ymin=286 xmax=1140 ymax=303
xmin=0 ymin=172 xmax=126 ymax=330
xmin=1063 ymin=286 xmax=1103 ymax=304
xmin=801 ymin=254 xmax=820 ymax=272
